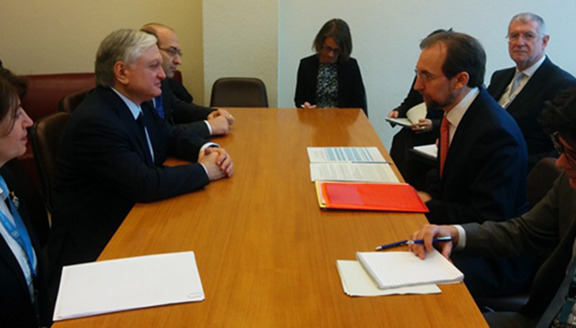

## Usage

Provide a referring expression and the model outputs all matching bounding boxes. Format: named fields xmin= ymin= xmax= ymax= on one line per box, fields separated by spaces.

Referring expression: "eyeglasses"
xmin=159 ymin=46 xmax=183 ymax=58
xmin=506 ymin=32 xmax=539 ymax=42
xmin=321 ymin=45 xmax=341 ymax=55
xmin=414 ymin=69 xmax=443 ymax=83
xmin=551 ymin=132 xmax=576 ymax=163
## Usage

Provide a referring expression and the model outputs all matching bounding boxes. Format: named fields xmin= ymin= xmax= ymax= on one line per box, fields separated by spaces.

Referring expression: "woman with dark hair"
xmin=0 ymin=68 xmax=49 ymax=327
xmin=294 ymin=18 xmax=367 ymax=116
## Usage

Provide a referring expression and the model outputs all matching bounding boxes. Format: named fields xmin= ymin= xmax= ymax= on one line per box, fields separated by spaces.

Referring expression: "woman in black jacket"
xmin=294 ymin=18 xmax=367 ymax=116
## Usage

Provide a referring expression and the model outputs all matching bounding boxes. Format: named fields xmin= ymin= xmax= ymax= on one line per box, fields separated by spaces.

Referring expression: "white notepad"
xmin=53 ymin=251 xmax=205 ymax=321
xmin=356 ymin=250 xmax=463 ymax=290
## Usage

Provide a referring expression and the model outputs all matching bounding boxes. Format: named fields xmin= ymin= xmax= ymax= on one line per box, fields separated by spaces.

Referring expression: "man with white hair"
xmin=488 ymin=12 xmax=576 ymax=170
xmin=52 ymin=29 xmax=234 ymax=266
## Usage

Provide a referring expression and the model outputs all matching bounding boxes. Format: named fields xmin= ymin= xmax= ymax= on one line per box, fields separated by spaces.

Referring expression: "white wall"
xmin=203 ymin=0 xmax=278 ymax=106
xmin=278 ymin=0 xmax=576 ymax=149
xmin=0 ymin=0 xmax=206 ymax=104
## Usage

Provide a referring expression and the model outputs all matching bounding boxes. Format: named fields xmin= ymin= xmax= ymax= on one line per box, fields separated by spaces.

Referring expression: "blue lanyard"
xmin=0 ymin=175 xmax=36 ymax=277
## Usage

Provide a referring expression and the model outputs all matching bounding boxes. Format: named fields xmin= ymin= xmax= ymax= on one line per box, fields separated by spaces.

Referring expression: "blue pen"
xmin=375 ymin=236 xmax=452 ymax=251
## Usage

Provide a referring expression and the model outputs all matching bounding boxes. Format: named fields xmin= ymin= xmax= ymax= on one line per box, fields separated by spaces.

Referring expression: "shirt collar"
xmin=518 ymin=54 xmax=546 ymax=78
xmin=111 ymin=87 xmax=142 ymax=120
xmin=446 ymin=87 xmax=480 ymax=128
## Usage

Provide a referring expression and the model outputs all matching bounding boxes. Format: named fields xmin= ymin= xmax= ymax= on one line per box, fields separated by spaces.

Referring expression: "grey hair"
xmin=95 ymin=29 xmax=158 ymax=87
xmin=510 ymin=12 xmax=547 ymax=36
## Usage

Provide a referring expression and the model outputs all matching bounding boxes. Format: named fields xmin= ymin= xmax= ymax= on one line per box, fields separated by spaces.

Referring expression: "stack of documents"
xmin=315 ymin=181 xmax=428 ymax=213
xmin=337 ymin=250 xmax=463 ymax=297
xmin=53 ymin=251 xmax=205 ymax=321
xmin=307 ymin=147 xmax=398 ymax=183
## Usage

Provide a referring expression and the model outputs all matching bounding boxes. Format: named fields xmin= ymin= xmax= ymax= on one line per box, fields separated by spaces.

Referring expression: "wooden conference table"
xmin=54 ymin=108 xmax=487 ymax=328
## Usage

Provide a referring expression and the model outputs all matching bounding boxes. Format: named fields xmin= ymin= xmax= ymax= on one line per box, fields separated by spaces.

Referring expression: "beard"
xmin=422 ymin=90 xmax=456 ymax=110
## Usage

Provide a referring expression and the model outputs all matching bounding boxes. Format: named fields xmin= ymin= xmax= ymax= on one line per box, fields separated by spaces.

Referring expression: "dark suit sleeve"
xmin=168 ymin=78 xmax=193 ymax=103
xmin=462 ymin=174 xmax=563 ymax=258
xmin=346 ymin=59 xmax=367 ymax=115
xmin=167 ymin=85 xmax=214 ymax=124
xmin=394 ymin=78 xmax=423 ymax=117
xmin=179 ymin=121 xmax=211 ymax=139
xmin=71 ymin=111 xmax=209 ymax=203
xmin=295 ymin=58 xmax=312 ymax=107
xmin=426 ymin=126 xmax=528 ymax=224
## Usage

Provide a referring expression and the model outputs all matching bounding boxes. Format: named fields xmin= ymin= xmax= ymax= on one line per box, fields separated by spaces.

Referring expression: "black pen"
xmin=375 ymin=236 xmax=452 ymax=251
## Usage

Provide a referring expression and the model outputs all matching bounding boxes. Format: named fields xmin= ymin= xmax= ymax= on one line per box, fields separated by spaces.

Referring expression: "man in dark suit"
xmin=414 ymin=31 xmax=533 ymax=297
xmin=51 ymin=29 xmax=234 ymax=268
xmin=409 ymin=86 xmax=576 ymax=328
xmin=141 ymin=23 xmax=234 ymax=139
xmin=487 ymin=13 xmax=576 ymax=170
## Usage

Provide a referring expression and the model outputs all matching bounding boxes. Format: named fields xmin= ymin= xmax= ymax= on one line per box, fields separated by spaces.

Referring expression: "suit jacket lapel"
xmin=97 ymin=87 xmax=155 ymax=166
xmin=441 ymin=89 xmax=484 ymax=178
xmin=491 ymin=68 xmax=516 ymax=101
xmin=507 ymin=57 xmax=552 ymax=114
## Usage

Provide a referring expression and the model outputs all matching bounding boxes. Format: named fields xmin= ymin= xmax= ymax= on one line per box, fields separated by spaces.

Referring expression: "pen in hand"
xmin=375 ymin=236 xmax=452 ymax=251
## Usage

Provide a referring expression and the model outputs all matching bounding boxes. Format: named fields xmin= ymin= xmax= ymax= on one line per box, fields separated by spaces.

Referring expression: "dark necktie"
xmin=136 ymin=113 xmax=155 ymax=163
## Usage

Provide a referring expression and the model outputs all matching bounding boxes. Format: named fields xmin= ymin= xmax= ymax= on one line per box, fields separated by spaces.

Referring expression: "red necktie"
xmin=440 ymin=116 xmax=450 ymax=177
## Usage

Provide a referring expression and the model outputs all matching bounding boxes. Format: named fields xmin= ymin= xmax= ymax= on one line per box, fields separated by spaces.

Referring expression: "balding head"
xmin=141 ymin=23 xmax=182 ymax=78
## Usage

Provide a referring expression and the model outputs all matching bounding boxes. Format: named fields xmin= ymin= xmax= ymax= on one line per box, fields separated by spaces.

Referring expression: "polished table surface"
xmin=54 ymin=108 xmax=487 ymax=328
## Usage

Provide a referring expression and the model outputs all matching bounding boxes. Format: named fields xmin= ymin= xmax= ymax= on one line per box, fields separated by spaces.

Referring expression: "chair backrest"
xmin=30 ymin=112 xmax=71 ymax=213
xmin=527 ymin=157 xmax=562 ymax=208
xmin=22 ymin=73 xmax=95 ymax=121
xmin=210 ymin=77 xmax=268 ymax=107
xmin=59 ymin=89 xmax=89 ymax=113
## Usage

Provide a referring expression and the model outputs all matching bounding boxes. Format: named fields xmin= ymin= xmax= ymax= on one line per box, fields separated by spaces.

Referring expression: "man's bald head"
xmin=141 ymin=23 xmax=182 ymax=78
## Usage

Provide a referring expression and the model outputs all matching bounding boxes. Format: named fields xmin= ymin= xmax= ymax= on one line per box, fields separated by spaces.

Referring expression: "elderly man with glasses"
xmin=487 ymin=12 xmax=576 ymax=170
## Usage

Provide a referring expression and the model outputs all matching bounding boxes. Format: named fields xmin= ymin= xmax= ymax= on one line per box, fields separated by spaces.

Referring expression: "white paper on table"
xmin=307 ymin=147 xmax=386 ymax=163
xmin=53 ymin=251 xmax=204 ymax=321
xmin=386 ymin=103 xmax=427 ymax=128
xmin=336 ymin=260 xmax=441 ymax=297
xmin=413 ymin=144 xmax=438 ymax=160
xmin=310 ymin=163 xmax=399 ymax=183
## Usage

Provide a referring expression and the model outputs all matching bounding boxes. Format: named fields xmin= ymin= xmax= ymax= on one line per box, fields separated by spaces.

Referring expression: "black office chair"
xmin=210 ymin=77 xmax=269 ymax=107
xmin=475 ymin=156 xmax=561 ymax=312
xmin=30 ymin=112 xmax=71 ymax=214
xmin=58 ymin=89 xmax=89 ymax=114
xmin=527 ymin=157 xmax=561 ymax=208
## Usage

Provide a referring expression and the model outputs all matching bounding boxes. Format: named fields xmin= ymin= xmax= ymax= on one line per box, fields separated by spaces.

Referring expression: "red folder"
xmin=316 ymin=182 xmax=429 ymax=213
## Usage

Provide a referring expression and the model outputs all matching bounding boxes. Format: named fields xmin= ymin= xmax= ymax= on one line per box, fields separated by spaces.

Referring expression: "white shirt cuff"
xmin=199 ymin=163 xmax=209 ymax=177
xmin=200 ymin=142 xmax=219 ymax=153
xmin=454 ymin=225 xmax=466 ymax=251
xmin=204 ymin=120 xmax=212 ymax=135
